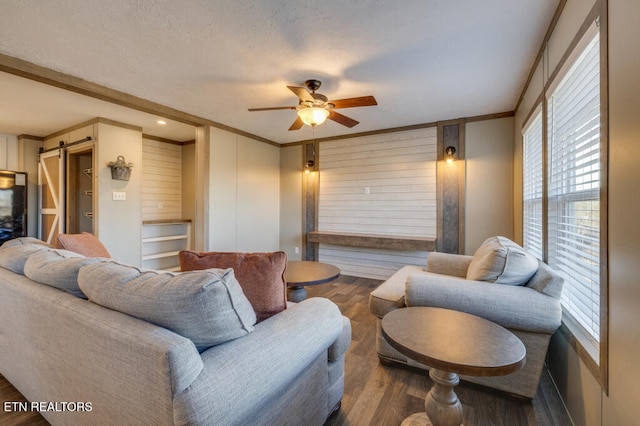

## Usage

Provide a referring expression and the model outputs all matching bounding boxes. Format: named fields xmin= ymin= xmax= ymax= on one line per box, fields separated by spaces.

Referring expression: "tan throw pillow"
xmin=178 ymin=250 xmax=287 ymax=322
xmin=466 ymin=236 xmax=538 ymax=286
xmin=56 ymin=232 xmax=111 ymax=258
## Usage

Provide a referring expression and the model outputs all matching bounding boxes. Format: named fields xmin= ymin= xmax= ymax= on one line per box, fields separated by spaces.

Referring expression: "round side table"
xmin=285 ymin=261 xmax=340 ymax=302
xmin=381 ymin=307 xmax=526 ymax=426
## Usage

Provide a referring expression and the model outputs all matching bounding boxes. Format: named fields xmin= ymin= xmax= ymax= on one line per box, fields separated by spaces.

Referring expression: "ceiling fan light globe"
xmin=298 ymin=107 xmax=329 ymax=126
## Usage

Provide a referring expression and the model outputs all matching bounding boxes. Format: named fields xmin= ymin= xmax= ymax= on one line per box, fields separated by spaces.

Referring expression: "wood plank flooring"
xmin=0 ymin=378 xmax=48 ymax=425
xmin=0 ymin=274 xmax=572 ymax=426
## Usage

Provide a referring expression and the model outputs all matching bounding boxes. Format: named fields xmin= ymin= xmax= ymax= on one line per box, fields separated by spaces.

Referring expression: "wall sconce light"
xmin=445 ymin=146 xmax=457 ymax=163
xmin=304 ymin=160 xmax=315 ymax=174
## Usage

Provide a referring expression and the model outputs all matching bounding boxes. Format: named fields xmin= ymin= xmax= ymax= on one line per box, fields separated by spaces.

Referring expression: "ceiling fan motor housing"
xmin=305 ymin=79 xmax=322 ymax=92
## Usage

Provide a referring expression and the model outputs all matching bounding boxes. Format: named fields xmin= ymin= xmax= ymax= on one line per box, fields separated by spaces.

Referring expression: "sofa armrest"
xmin=173 ymin=297 xmax=348 ymax=425
xmin=329 ymin=316 xmax=352 ymax=361
xmin=369 ymin=265 xmax=425 ymax=318
xmin=426 ymin=252 xmax=473 ymax=278
xmin=405 ymin=272 xmax=562 ymax=334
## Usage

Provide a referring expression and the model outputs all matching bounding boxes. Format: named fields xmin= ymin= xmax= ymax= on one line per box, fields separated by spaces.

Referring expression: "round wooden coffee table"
xmin=381 ymin=307 xmax=526 ymax=426
xmin=285 ymin=261 xmax=340 ymax=302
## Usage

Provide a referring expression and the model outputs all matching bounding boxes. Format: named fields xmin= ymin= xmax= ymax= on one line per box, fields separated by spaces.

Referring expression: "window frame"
xmin=521 ymin=3 xmax=609 ymax=392
xmin=522 ymin=106 xmax=544 ymax=260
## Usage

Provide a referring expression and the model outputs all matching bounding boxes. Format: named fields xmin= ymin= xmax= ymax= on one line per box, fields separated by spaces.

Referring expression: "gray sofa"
xmin=0 ymin=238 xmax=351 ymax=425
xmin=369 ymin=236 xmax=563 ymax=399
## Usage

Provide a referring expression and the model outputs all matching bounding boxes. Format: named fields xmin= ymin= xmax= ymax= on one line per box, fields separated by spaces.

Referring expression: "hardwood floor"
xmin=0 ymin=377 xmax=48 ymax=425
xmin=308 ymin=275 xmax=573 ymax=426
xmin=0 ymin=274 xmax=571 ymax=426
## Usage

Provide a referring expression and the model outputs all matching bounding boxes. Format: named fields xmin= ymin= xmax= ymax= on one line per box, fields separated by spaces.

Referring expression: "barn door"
xmin=38 ymin=149 xmax=65 ymax=244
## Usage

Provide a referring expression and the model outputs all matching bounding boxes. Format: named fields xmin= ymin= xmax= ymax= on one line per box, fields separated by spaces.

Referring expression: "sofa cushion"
xmin=24 ymin=248 xmax=102 ymax=298
xmin=56 ymin=232 xmax=111 ymax=258
xmin=466 ymin=236 xmax=538 ymax=286
xmin=78 ymin=261 xmax=257 ymax=351
xmin=179 ymin=250 xmax=287 ymax=322
xmin=0 ymin=237 xmax=52 ymax=248
xmin=0 ymin=243 xmax=51 ymax=274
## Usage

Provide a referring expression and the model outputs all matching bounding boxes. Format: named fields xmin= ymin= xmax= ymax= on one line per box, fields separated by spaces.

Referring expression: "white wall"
xmin=209 ymin=128 xmax=237 ymax=250
xmin=96 ymin=122 xmax=142 ymax=265
xmin=317 ymin=128 xmax=437 ymax=280
xmin=0 ymin=133 xmax=19 ymax=171
xmin=181 ymin=143 xmax=196 ymax=244
xmin=208 ymin=127 xmax=280 ymax=252
xmin=277 ymin=120 xmax=517 ymax=275
xmin=279 ymin=144 xmax=303 ymax=260
xmin=465 ymin=117 xmax=515 ymax=254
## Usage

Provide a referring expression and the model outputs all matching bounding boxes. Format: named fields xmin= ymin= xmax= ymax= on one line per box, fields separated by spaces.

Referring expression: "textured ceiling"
xmin=0 ymin=0 xmax=559 ymax=144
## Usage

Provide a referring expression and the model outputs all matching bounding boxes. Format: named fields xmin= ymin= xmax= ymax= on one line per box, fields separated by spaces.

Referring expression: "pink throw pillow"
xmin=179 ymin=250 xmax=287 ymax=322
xmin=55 ymin=232 xmax=111 ymax=258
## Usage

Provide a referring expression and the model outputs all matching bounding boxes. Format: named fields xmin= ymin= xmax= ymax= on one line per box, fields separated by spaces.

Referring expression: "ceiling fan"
xmin=248 ymin=79 xmax=377 ymax=130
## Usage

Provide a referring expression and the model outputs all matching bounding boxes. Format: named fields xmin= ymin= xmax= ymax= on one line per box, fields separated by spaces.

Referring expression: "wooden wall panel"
xmin=141 ymin=138 xmax=182 ymax=221
xmin=319 ymin=244 xmax=429 ymax=280
xmin=317 ymin=128 xmax=437 ymax=279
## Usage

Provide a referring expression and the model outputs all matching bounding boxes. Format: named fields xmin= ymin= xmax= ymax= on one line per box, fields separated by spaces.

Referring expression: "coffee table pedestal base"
xmin=402 ymin=368 xmax=463 ymax=426
xmin=287 ymin=286 xmax=306 ymax=303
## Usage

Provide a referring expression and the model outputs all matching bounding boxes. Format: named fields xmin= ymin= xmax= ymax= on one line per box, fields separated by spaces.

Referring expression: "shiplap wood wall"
xmin=318 ymin=127 xmax=437 ymax=279
xmin=141 ymin=138 xmax=182 ymax=221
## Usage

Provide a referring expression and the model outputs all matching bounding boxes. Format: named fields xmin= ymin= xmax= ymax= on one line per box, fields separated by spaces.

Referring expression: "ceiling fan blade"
xmin=287 ymin=86 xmax=315 ymax=102
xmin=248 ymin=106 xmax=297 ymax=111
xmin=330 ymin=96 xmax=377 ymax=109
xmin=288 ymin=117 xmax=304 ymax=131
xmin=328 ymin=110 xmax=359 ymax=128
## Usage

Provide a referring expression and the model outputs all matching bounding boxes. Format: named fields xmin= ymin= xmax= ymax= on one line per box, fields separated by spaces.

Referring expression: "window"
xmin=522 ymin=111 xmax=543 ymax=260
xmin=547 ymin=31 xmax=601 ymax=350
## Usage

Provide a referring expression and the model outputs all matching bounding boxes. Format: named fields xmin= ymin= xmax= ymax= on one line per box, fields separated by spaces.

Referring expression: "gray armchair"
xmin=369 ymin=237 xmax=564 ymax=399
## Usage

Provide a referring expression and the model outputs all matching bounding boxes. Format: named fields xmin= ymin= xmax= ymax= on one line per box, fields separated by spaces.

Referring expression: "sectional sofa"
xmin=0 ymin=237 xmax=351 ymax=425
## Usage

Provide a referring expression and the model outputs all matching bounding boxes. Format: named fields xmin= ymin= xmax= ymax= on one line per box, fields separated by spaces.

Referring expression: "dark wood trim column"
xmin=437 ymin=121 xmax=466 ymax=254
xmin=302 ymin=140 xmax=319 ymax=260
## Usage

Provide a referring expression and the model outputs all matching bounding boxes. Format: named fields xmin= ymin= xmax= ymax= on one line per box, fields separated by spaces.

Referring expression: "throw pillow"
xmin=56 ymin=232 xmax=111 ymax=258
xmin=24 ymin=248 xmax=102 ymax=298
xmin=178 ymin=250 xmax=287 ymax=322
xmin=78 ymin=261 xmax=257 ymax=352
xmin=526 ymin=261 xmax=565 ymax=298
xmin=466 ymin=236 xmax=538 ymax=286
xmin=0 ymin=243 xmax=51 ymax=274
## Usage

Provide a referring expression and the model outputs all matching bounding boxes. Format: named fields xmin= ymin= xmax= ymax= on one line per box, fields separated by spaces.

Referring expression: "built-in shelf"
xmin=141 ymin=220 xmax=191 ymax=271
xmin=307 ymin=230 xmax=436 ymax=252
xmin=142 ymin=234 xmax=190 ymax=244
xmin=142 ymin=250 xmax=182 ymax=261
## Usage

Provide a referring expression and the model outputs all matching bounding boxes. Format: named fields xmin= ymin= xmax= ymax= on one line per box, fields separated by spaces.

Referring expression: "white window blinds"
xmin=522 ymin=111 xmax=543 ymax=260
xmin=547 ymin=32 xmax=601 ymax=345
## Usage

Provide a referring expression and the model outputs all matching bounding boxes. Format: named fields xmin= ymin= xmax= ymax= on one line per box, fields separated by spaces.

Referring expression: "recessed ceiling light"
xmin=157 ymin=120 xmax=167 ymax=125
